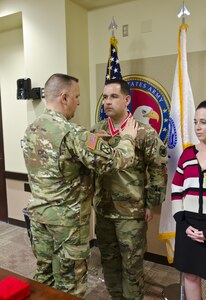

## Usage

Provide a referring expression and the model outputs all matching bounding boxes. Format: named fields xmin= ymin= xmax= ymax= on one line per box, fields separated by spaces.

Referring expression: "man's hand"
xmin=95 ymin=130 xmax=111 ymax=139
xmin=145 ymin=208 xmax=153 ymax=222
xmin=120 ymin=118 xmax=138 ymax=139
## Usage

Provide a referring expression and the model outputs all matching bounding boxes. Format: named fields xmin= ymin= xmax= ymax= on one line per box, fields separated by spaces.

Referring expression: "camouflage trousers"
xmin=96 ymin=214 xmax=147 ymax=300
xmin=30 ymin=219 xmax=90 ymax=298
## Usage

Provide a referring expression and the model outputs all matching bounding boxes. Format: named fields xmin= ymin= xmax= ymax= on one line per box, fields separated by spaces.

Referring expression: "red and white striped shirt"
xmin=172 ymin=145 xmax=206 ymax=217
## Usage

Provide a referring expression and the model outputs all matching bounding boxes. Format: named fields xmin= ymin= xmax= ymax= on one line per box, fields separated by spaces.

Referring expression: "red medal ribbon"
xmin=108 ymin=112 xmax=133 ymax=136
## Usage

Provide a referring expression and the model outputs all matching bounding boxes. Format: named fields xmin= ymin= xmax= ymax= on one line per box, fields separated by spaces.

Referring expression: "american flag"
xmin=100 ymin=37 xmax=122 ymax=120
xmin=105 ymin=37 xmax=122 ymax=81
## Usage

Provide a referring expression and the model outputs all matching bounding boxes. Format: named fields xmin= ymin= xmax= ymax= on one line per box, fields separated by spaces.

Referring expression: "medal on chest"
xmin=108 ymin=136 xmax=120 ymax=147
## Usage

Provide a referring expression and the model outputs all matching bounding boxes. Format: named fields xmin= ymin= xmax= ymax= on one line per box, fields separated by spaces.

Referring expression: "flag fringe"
xmin=158 ymin=232 xmax=176 ymax=240
xmin=165 ymin=240 xmax=175 ymax=264
xmin=110 ymin=37 xmax=118 ymax=51
xmin=183 ymin=142 xmax=194 ymax=149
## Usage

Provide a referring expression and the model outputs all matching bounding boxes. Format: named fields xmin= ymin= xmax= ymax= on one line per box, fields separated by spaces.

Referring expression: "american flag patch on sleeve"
xmin=87 ymin=133 xmax=98 ymax=150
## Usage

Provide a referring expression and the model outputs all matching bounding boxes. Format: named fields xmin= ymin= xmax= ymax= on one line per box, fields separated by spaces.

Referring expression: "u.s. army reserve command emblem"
xmin=95 ymin=75 xmax=171 ymax=144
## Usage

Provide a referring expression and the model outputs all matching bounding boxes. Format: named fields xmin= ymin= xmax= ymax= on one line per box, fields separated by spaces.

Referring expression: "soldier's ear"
xmin=60 ymin=92 xmax=67 ymax=105
xmin=125 ymin=95 xmax=131 ymax=107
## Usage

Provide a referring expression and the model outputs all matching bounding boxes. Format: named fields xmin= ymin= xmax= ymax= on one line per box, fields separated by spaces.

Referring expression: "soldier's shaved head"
xmin=44 ymin=73 xmax=78 ymax=102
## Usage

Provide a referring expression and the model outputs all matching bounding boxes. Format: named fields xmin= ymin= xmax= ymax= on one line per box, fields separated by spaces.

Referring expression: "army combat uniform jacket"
xmin=92 ymin=119 xmax=168 ymax=219
xmin=22 ymin=109 xmax=136 ymax=227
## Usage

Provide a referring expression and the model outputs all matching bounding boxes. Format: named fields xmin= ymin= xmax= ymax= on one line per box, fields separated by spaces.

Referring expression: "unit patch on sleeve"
xmin=87 ymin=133 xmax=98 ymax=150
xmin=100 ymin=143 xmax=112 ymax=155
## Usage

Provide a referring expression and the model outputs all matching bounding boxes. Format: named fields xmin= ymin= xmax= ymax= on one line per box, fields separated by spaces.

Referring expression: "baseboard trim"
xmin=5 ymin=172 xmax=31 ymax=192
xmin=8 ymin=220 xmax=172 ymax=267
xmin=24 ymin=183 xmax=31 ymax=192
xmin=89 ymin=238 xmax=171 ymax=266
xmin=144 ymin=251 xmax=172 ymax=266
xmin=4 ymin=172 xmax=172 ymax=268
xmin=90 ymin=239 xmax=98 ymax=248
xmin=8 ymin=218 xmax=26 ymax=228
xmin=5 ymin=172 xmax=28 ymax=181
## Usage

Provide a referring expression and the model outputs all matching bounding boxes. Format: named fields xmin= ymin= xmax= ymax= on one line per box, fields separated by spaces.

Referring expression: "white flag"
xmin=158 ymin=24 xmax=198 ymax=263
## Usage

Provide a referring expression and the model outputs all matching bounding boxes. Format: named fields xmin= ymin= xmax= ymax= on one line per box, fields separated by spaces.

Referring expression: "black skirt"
xmin=174 ymin=211 xmax=206 ymax=279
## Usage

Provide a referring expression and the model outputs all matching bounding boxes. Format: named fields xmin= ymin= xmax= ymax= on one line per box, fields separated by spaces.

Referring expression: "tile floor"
xmin=0 ymin=222 xmax=205 ymax=299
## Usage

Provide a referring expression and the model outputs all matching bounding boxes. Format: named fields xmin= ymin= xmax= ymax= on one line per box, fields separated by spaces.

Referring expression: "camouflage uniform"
xmin=92 ymin=119 xmax=167 ymax=300
xmin=22 ymin=109 xmax=135 ymax=298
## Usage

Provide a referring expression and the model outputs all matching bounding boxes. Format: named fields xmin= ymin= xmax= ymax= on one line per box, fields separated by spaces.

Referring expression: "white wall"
xmin=0 ymin=27 xmax=26 ymax=173
xmin=66 ymin=0 xmax=90 ymax=129
xmin=88 ymin=0 xmax=206 ymax=125
xmin=0 ymin=0 xmax=69 ymax=222
xmin=6 ymin=179 xmax=30 ymax=221
xmin=0 ymin=0 xmax=68 ymax=173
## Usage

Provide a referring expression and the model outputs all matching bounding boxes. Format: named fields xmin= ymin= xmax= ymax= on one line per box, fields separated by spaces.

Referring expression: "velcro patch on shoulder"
xmin=159 ymin=145 xmax=167 ymax=157
xmin=87 ymin=133 xmax=98 ymax=150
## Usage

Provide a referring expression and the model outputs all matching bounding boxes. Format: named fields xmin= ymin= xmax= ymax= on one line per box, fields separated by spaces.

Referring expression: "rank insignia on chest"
xmin=87 ymin=133 xmax=98 ymax=150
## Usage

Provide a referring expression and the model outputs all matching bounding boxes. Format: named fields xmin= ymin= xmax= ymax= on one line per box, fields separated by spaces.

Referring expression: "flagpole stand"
xmin=162 ymin=2 xmax=190 ymax=299
xmin=162 ymin=272 xmax=185 ymax=300
xmin=162 ymin=283 xmax=181 ymax=300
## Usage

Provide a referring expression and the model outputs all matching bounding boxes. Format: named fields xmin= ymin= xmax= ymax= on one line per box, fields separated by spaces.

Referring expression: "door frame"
xmin=0 ymin=89 xmax=8 ymax=222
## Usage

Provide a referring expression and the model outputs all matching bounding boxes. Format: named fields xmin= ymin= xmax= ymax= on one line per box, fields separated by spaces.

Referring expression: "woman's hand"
xmin=186 ymin=226 xmax=205 ymax=243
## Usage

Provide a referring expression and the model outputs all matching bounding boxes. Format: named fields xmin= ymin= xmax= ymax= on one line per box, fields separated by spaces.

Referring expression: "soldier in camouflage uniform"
xmin=21 ymin=74 xmax=138 ymax=298
xmin=92 ymin=79 xmax=168 ymax=300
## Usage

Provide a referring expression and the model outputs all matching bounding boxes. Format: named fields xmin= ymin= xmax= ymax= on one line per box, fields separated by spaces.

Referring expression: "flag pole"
xmin=162 ymin=2 xmax=191 ymax=299
xmin=98 ymin=16 xmax=122 ymax=121
xmin=107 ymin=17 xmax=118 ymax=80
xmin=178 ymin=3 xmax=190 ymax=300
